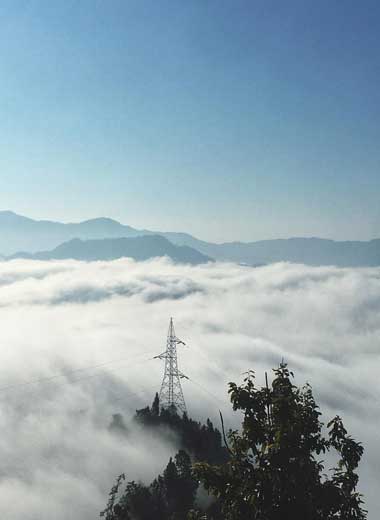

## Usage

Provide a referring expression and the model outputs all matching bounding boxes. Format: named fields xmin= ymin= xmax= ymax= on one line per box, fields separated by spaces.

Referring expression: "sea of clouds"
xmin=0 ymin=258 xmax=378 ymax=519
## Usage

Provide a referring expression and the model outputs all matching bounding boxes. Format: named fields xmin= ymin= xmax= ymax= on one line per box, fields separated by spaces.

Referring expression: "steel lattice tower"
xmin=154 ymin=318 xmax=188 ymax=414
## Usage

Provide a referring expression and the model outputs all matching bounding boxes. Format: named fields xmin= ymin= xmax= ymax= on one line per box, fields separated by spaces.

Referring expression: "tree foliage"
xmin=135 ymin=393 xmax=228 ymax=465
xmin=102 ymin=368 xmax=366 ymax=519
xmin=193 ymin=364 xmax=367 ymax=520
xmin=106 ymin=450 xmax=198 ymax=520
xmin=102 ymin=394 xmax=227 ymax=520
xmin=100 ymin=473 xmax=125 ymax=519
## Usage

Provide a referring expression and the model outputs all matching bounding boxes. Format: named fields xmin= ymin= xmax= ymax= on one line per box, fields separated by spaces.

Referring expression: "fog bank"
xmin=0 ymin=258 xmax=378 ymax=519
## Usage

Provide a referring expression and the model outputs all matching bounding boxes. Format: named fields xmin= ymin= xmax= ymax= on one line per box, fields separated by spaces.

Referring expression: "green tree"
xmin=193 ymin=364 xmax=366 ymax=520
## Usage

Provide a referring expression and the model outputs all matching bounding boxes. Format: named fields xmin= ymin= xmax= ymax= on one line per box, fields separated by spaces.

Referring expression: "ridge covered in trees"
xmin=102 ymin=394 xmax=227 ymax=519
xmin=134 ymin=394 xmax=229 ymax=467
xmin=102 ymin=365 xmax=366 ymax=520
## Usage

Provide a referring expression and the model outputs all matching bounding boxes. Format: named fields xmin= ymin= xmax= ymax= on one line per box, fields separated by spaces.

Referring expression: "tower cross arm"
xmin=153 ymin=352 xmax=167 ymax=360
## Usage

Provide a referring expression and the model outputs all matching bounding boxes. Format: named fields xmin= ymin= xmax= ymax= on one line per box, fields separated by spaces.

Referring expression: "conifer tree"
xmin=152 ymin=392 xmax=160 ymax=416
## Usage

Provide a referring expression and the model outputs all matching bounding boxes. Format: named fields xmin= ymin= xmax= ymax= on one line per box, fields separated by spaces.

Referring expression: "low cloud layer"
xmin=0 ymin=258 xmax=378 ymax=519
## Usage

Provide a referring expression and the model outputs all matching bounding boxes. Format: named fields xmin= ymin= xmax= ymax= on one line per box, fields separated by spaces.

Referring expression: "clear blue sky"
xmin=0 ymin=0 xmax=379 ymax=242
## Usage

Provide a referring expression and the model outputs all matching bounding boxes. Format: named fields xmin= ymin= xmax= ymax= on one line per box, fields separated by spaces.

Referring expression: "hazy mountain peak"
xmin=79 ymin=217 xmax=124 ymax=226
xmin=0 ymin=210 xmax=33 ymax=222
xmin=0 ymin=211 xmax=379 ymax=267
xmin=9 ymin=235 xmax=212 ymax=265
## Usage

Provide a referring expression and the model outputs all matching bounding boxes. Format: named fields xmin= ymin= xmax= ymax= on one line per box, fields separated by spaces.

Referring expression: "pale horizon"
xmin=1 ymin=208 xmax=379 ymax=244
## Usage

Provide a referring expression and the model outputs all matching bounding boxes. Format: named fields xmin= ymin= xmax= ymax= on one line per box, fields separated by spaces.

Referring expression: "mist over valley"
xmin=0 ymin=257 xmax=378 ymax=518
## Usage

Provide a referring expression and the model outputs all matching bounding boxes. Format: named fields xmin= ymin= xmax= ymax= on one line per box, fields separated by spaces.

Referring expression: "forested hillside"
xmin=102 ymin=394 xmax=227 ymax=519
xmin=102 ymin=366 xmax=366 ymax=520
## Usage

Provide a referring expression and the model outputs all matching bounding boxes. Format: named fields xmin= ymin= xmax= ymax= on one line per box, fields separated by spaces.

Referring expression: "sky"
xmin=0 ymin=0 xmax=379 ymax=242
xmin=0 ymin=258 xmax=379 ymax=518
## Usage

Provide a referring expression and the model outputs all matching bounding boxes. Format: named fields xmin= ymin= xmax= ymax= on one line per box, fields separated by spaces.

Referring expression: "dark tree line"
xmin=104 ymin=450 xmax=198 ymax=520
xmin=102 ymin=394 xmax=227 ymax=520
xmin=102 ymin=365 xmax=366 ymax=520
xmin=134 ymin=394 xmax=229 ymax=466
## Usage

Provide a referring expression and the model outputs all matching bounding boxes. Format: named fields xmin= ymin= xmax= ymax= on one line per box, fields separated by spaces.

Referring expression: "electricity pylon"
xmin=154 ymin=318 xmax=188 ymax=414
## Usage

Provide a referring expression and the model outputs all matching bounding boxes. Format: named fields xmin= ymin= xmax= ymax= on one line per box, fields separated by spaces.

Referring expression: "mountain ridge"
xmin=1 ymin=211 xmax=379 ymax=267
xmin=7 ymin=235 xmax=212 ymax=265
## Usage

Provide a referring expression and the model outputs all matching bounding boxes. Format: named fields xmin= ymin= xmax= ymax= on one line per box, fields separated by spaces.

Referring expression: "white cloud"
xmin=0 ymin=258 xmax=378 ymax=519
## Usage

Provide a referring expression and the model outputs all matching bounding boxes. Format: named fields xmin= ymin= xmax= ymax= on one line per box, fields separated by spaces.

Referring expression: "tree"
xmin=134 ymin=401 xmax=228 ymax=465
xmin=100 ymin=474 xmax=126 ymax=519
xmin=162 ymin=451 xmax=198 ymax=519
xmin=174 ymin=450 xmax=198 ymax=516
xmin=152 ymin=392 xmax=160 ymax=416
xmin=118 ymin=481 xmax=154 ymax=520
xmin=103 ymin=451 xmax=198 ymax=520
xmin=103 ymin=400 xmax=227 ymax=519
xmin=193 ymin=364 xmax=366 ymax=520
xmin=164 ymin=457 xmax=180 ymax=513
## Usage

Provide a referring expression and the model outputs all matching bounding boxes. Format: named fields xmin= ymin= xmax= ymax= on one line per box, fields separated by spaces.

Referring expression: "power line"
xmin=0 ymin=351 xmax=156 ymax=395
xmin=0 ymin=321 xmax=231 ymax=418
xmin=188 ymin=377 xmax=228 ymax=408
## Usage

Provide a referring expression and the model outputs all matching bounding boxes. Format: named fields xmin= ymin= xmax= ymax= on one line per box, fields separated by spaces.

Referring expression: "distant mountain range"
xmin=0 ymin=211 xmax=144 ymax=254
xmin=180 ymin=236 xmax=380 ymax=267
xmin=8 ymin=235 xmax=211 ymax=265
xmin=1 ymin=211 xmax=379 ymax=267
